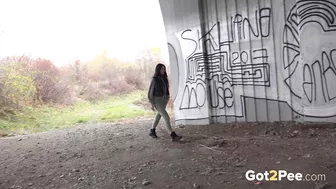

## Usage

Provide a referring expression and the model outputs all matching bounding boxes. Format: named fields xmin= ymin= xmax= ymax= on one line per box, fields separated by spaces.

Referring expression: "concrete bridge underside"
xmin=158 ymin=0 xmax=336 ymax=125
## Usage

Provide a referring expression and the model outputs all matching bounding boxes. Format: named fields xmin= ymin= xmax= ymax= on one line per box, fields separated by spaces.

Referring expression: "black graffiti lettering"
xmin=214 ymin=87 xmax=234 ymax=109
xmin=260 ymin=8 xmax=271 ymax=37
xmin=208 ymin=76 xmax=234 ymax=109
xmin=199 ymin=23 xmax=220 ymax=52
xmin=229 ymin=49 xmax=269 ymax=65
xmin=181 ymin=29 xmax=198 ymax=58
xmin=179 ymin=80 xmax=207 ymax=110
xmin=217 ymin=88 xmax=225 ymax=108
xmin=187 ymin=60 xmax=195 ymax=81
xmin=181 ymin=24 xmax=220 ymax=58
xmin=232 ymin=52 xmax=240 ymax=64
xmin=286 ymin=49 xmax=336 ymax=104
xmin=232 ymin=14 xmax=243 ymax=41
xmin=240 ymin=51 xmax=249 ymax=64
xmin=196 ymin=83 xmax=206 ymax=106
xmin=296 ymin=1 xmax=336 ymax=31
xmin=228 ymin=49 xmax=269 ymax=85
xmin=324 ymin=49 xmax=336 ymax=101
xmin=312 ymin=61 xmax=327 ymax=103
xmin=284 ymin=60 xmax=301 ymax=99
xmin=210 ymin=80 xmax=220 ymax=108
xmin=173 ymin=1 xmax=336 ymax=119
xmin=242 ymin=11 xmax=260 ymax=39
xmin=184 ymin=48 xmax=270 ymax=87
xmin=179 ymin=7 xmax=271 ymax=112
xmin=283 ymin=44 xmax=300 ymax=69
xmin=221 ymin=7 xmax=272 ymax=44
xmin=224 ymin=88 xmax=234 ymax=108
xmin=303 ymin=64 xmax=313 ymax=103
xmin=283 ymin=0 xmax=336 ymax=106
xmin=253 ymin=49 xmax=268 ymax=64
xmin=240 ymin=8 xmax=271 ymax=40
xmin=199 ymin=24 xmax=219 ymax=48
xmin=229 ymin=16 xmax=234 ymax=44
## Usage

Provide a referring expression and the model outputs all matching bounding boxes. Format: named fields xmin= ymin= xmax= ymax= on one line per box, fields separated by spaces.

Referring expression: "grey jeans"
xmin=152 ymin=96 xmax=173 ymax=133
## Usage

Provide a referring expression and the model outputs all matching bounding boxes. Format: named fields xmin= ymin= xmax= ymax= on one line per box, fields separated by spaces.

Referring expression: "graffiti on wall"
xmin=178 ymin=7 xmax=272 ymax=116
xmin=174 ymin=0 xmax=336 ymax=119
xmin=283 ymin=0 xmax=336 ymax=108
xmin=220 ymin=7 xmax=271 ymax=43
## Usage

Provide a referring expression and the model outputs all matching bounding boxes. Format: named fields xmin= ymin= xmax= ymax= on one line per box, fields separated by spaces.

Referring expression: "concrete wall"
xmin=159 ymin=0 xmax=336 ymax=125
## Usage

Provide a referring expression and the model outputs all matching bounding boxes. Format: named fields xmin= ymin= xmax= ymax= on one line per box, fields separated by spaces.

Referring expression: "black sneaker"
xmin=170 ymin=132 xmax=182 ymax=142
xmin=149 ymin=129 xmax=158 ymax=138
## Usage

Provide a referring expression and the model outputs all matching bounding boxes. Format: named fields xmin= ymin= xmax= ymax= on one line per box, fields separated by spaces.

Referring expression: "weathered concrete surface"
xmin=159 ymin=0 xmax=336 ymax=125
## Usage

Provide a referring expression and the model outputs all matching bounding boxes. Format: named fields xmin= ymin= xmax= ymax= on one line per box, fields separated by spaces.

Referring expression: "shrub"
xmin=109 ymin=76 xmax=135 ymax=95
xmin=30 ymin=58 xmax=61 ymax=103
xmin=124 ymin=67 xmax=146 ymax=90
xmin=79 ymin=82 xmax=108 ymax=101
xmin=0 ymin=57 xmax=36 ymax=106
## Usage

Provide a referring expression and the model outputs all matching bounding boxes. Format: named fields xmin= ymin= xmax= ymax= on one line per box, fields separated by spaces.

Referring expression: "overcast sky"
xmin=0 ymin=0 xmax=168 ymax=66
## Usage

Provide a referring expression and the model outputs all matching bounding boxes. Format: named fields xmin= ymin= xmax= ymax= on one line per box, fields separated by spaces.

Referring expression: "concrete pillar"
xmin=159 ymin=0 xmax=336 ymax=124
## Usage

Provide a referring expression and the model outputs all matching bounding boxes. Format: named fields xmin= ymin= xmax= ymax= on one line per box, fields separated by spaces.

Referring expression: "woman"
xmin=147 ymin=63 xmax=182 ymax=142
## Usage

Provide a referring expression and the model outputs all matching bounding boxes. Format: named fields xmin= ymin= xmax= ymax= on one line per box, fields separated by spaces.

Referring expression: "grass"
xmin=0 ymin=90 xmax=155 ymax=136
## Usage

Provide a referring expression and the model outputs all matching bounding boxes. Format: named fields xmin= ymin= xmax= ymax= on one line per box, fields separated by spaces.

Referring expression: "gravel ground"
xmin=0 ymin=117 xmax=336 ymax=189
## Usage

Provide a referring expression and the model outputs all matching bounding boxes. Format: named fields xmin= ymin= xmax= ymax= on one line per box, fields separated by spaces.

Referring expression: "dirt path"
xmin=0 ymin=118 xmax=336 ymax=189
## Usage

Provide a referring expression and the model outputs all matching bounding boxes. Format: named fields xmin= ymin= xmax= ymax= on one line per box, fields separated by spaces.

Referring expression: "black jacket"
xmin=148 ymin=76 xmax=170 ymax=104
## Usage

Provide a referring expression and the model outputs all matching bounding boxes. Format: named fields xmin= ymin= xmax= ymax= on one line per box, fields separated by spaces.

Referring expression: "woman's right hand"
xmin=151 ymin=104 xmax=155 ymax=111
